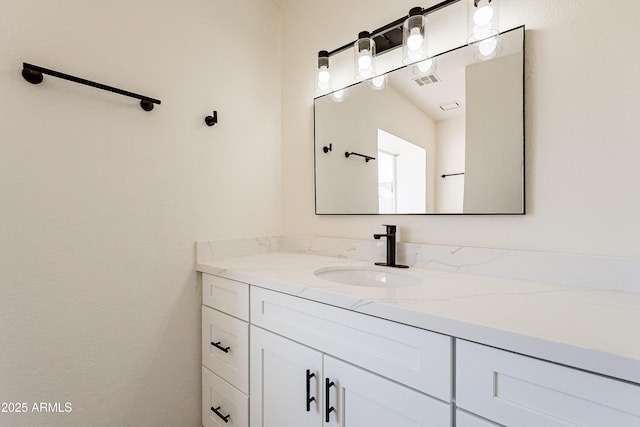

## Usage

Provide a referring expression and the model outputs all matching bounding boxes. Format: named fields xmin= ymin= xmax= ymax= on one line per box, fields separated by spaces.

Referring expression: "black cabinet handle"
xmin=211 ymin=406 xmax=230 ymax=423
xmin=306 ymin=369 xmax=316 ymax=412
xmin=211 ymin=341 xmax=230 ymax=353
xmin=325 ymin=378 xmax=335 ymax=422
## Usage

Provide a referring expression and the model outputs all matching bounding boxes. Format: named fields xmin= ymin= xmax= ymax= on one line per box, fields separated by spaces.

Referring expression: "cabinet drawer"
xmin=202 ymin=274 xmax=249 ymax=321
xmin=456 ymin=340 xmax=640 ymax=427
xmin=202 ymin=306 xmax=249 ymax=394
xmin=202 ymin=366 xmax=248 ymax=427
xmin=250 ymin=286 xmax=452 ymax=401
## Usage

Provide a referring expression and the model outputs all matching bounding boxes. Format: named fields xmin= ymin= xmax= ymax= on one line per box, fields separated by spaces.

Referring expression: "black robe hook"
xmin=205 ymin=111 xmax=218 ymax=126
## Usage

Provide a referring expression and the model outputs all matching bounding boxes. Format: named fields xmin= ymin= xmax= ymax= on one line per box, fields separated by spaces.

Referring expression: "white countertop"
xmin=196 ymin=252 xmax=640 ymax=384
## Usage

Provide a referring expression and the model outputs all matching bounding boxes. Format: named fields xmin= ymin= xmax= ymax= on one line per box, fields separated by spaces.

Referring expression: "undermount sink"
xmin=314 ymin=266 xmax=423 ymax=288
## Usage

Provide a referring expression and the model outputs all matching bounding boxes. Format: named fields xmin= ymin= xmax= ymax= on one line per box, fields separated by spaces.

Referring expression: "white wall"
xmin=281 ymin=0 xmax=640 ymax=258
xmin=435 ymin=117 xmax=465 ymax=213
xmin=464 ymin=52 xmax=523 ymax=213
xmin=0 ymin=1 xmax=281 ymax=426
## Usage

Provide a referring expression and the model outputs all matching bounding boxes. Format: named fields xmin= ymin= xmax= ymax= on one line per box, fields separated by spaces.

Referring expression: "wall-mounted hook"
xmin=205 ymin=111 xmax=218 ymax=126
xmin=323 ymin=143 xmax=332 ymax=153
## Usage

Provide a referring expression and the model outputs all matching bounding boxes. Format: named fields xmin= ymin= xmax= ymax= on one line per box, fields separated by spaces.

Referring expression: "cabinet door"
xmin=250 ymin=326 xmax=323 ymax=427
xmin=324 ymin=356 xmax=451 ymax=427
xmin=251 ymin=286 xmax=451 ymax=400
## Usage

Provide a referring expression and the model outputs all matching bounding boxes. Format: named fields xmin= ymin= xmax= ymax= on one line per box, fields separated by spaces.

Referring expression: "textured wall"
xmin=0 ymin=1 xmax=281 ymax=425
xmin=281 ymin=0 xmax=640 ymax=258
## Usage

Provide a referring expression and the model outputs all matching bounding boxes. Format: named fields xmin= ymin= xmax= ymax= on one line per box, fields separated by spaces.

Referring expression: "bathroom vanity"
xmin=197 ymin=252 xmax=640 ymax=427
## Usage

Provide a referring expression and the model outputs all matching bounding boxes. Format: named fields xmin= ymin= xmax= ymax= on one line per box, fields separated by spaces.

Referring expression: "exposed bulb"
xmin=332 ymin=89 xmax=345 ymax=102
xmin=407 ymin=27 xmax=423 ymax=51
xmin=474 ymin=24 xmax=492 ymax=39
xmin=317 ymin=66 xmax=330 ymax=84
xmin=417 ymin=58 xmax=434 ymax=73
xmin=371 ymin=75 xmax=385 ymax=89
xmin=478 ymin=37 xmax=498 ymax=56
xmin=474 ymin=3 xmax=494 ymax=26
xmin=358 ymin=51 xmax=372 ymax=70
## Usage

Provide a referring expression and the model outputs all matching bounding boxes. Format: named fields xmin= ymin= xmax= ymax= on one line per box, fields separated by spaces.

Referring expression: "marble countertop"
xmin=196 ymin=252 xmax=640 ymax=384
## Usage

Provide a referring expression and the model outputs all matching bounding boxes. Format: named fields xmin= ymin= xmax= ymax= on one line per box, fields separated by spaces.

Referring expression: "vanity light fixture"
xmin=354 ymin=31 xmax=376 ymax=79
xmin=467 ymin=0 xmax=500 ymax=58
xmin=316 ymin=50 xmax=331 ymax=91
xmin=315 ymin=0 xmax=462 ymax=92
xmin=403 ymin=7 xmax=428 ymax=64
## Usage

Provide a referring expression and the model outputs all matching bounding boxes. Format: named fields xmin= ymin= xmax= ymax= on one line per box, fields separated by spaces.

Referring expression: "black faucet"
xmin=373 ymin=225 xmax=408 ymax=268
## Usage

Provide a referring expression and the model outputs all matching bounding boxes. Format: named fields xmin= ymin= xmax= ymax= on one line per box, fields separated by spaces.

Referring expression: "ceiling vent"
xmin=413 ymin=73 xmax=440 ymax=86
xmin=440 ymin=101 xmax=461 ymax=111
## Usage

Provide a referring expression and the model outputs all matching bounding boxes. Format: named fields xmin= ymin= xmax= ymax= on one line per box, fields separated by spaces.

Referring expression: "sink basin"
xmin=314 ymin=266 xmax=423 ymax=288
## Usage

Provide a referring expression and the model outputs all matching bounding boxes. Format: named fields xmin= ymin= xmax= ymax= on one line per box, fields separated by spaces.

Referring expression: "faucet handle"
xmin=381 ymin=224 xmax=397 ymax=234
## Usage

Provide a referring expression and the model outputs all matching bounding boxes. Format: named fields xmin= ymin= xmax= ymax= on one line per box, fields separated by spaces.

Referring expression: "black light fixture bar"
xmin=22 ymin=62 xmax=161 ymax=111
xmin=326 ymin=0 xmax=462 ymax=57
xmin=441 ymin=172 xmax=465 ymax=178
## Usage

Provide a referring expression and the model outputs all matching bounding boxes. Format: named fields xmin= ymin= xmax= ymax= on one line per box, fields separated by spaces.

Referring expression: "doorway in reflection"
xmin=377 ymin=129 xmax=426 ymax=214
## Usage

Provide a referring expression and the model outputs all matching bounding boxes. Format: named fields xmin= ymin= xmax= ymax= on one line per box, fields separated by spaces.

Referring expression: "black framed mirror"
xmin=314 ymin=26 xmax=524 ymax=215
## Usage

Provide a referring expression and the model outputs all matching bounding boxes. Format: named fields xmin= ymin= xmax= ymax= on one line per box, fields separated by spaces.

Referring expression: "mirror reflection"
xmin=314 ymin=26 xmax=524 ymax=215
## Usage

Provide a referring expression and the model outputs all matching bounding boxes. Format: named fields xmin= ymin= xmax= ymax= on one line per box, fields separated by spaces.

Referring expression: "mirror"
xmin=314 ymin=26 xmax=524 ymax=215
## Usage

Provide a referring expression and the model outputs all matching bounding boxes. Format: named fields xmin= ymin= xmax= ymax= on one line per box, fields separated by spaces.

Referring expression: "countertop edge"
xmin=196 ymin=260 xmax=640 ymax=385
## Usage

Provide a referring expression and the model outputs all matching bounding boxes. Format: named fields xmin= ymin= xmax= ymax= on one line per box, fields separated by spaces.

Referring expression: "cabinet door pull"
xmin=325 ymin=378 xmax=335 ymax=422
xmin=211 ymin=406 xmax=230 ymax=423
xmin=306 ymin=369 xmax=316 ymax=412
xmin=211 ymin=341 xmax=231 ymax=353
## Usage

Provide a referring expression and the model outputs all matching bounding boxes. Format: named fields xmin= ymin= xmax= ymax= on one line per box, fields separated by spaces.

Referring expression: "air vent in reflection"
xmin=440 ymin=101 xmax=461 ymax=111
xmin=413 ymin=73 xmax=440 ymax=86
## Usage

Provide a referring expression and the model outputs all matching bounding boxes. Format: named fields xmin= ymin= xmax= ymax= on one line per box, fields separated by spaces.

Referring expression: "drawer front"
xmin=202 ymin=274 xmax=249 ymax=321
xmin=456 ymin=340 xmax=640 ymax=427
xmin=202 ymin=306 xmax=249 ymax=394
xmin=456 ymin=410 xmax=502 ymax=427
xmin=202 ymin=366 xmax=248 ymax=427
xmin=250 ymin=286 xmax=452 ymax=401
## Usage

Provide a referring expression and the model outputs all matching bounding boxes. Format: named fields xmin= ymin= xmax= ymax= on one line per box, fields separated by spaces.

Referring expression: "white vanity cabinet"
xmin=201 ymin=274 xmax=250 ymax=427
xmin=456 ymin=340 xmax=640 ymax=427
xmin=200 ymin=269 xmax=640 ymax=427
xmin=249 ymin=286 xmax=452 ymax=427
xmin=250 ymin=326 xmax=451 ymax=427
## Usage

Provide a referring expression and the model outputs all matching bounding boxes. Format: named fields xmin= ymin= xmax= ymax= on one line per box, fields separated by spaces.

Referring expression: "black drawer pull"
xmin=306 ymin=369 xmax=316 ymax=412
xmin=211 ymin=406 xmax=230 ymax=423
xmin=325 ymin=378 xmax=335 ymax=422
xmin=211 ymin=341 xmax=231 ymax=353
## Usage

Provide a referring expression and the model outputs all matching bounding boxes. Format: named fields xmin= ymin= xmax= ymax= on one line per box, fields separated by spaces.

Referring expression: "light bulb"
xmin=474 ymin=4 xmax=494 ymax=26
xmin=407 ymin=27 xmax=423 ymax=51
xmin=417 ymin=58 xmax=434 ymax=73
xmin=473 ymin=25 xmax=492 ymax=40
xmin=358 ymin=51 xmax=372 ymax=70
xmin=317 ymin=66 xmax=330 ymax=84
xmin=372 ymin=76 xmax=385 ymax=88
xmin=478 ymin=37 xmax=498 ymax=56
xmin=332 ymin=89 xmax=345 ymax=102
